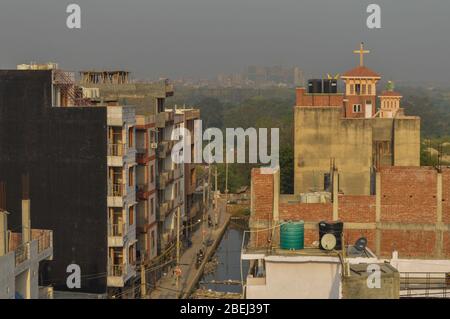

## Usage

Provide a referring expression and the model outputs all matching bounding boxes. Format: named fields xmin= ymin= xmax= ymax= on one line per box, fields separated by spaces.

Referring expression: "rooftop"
xmin=341 ymin=66 xmax=381 ymax=78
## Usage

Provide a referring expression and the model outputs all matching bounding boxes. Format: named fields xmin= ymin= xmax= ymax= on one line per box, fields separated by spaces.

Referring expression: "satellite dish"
xmin=320 ymin=233 xmax=337 ymax=251
xmin=354 ymin=237 xmax=368 ymax=252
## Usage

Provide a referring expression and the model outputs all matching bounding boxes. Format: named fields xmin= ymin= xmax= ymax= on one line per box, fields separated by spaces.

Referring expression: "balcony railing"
xmin=32 ymin=229 xmax=52 ymax=254
xmin=108 ymin=143 xmax=125 ymax=157
xmin=108 ymin=223 xmax=125 ymax=237
xmin=15 ymin=244 xmax=30 ymax=266
xmin=137 ymin=184 xmax=149 ymax=200
xmin=108 ymin=264 xmax=125 ymax=277
xmin=136 ymin=148 xmax=148 ymax=163
xmin=108 ymin=183 xmax=125 ymax=197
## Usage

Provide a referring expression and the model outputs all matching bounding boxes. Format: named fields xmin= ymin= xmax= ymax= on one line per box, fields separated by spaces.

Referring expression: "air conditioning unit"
xmin=150 ymin=142 xmax=158 ymax=149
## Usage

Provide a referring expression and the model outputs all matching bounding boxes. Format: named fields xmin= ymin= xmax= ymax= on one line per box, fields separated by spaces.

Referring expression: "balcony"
xmin=108 ymin=183 xmax=125 ymax=197
xmin=108 ymin=183 xmax=126 ymax=207
xmin=108 ymin=143 xmax=126 ymax=167
xmin=108 ymin=223 xmax=126 ymax=247
xmin=107 ymin=262 xmax=135 ymax=288
xmin=136 ymin=148 xmax=149 ymax=164
xmin=157 ymin=172 xmax=170 ymax=190
xmin=157 ymin=141 xmax=169 ymax=158
xmin=159 ymin=202 xmax=169 ymax=221
xmin=137 ymin=183 xmax=149 ymax=200
xmin=8 ymin=229 xmax=53 ymax=277
xmin=108 ymin=143 xmax=125 ymax=157
xmin=108 ymin=223 xmax=125 ymax=237
xmin=14 ymin=244 xmax=30 ymax=266
xmin=32 ymin=229 xmax=53 ymax=255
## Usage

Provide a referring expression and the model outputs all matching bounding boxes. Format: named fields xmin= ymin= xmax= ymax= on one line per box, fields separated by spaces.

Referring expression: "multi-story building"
xmin=86 ymin=78 xmax=202 ymax=258
xmin=0 ymin=65 xmax=137 ymax=297
xmin=180 ymin=109 xmax=202 ymax=237
xmin=155 ymin=106 xmax=185 ymax=251
xmin=135 ymin=115 xmax=158 ymax=262
xmin=106 ymin=103 xmax=137 ymax=296
xmin=0 ymin=183 xmax=53 ymax=299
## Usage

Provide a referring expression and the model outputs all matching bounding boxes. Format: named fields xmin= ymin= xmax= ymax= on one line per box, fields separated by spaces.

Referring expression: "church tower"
xmin=341 ymin=42 xmax=381 ymax=118
xmin=379 ymin=81 xmax=403 ymax=118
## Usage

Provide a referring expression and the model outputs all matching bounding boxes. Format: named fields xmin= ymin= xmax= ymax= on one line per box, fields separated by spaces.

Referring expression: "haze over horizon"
xmin=1 ymin=0 xmax=450 ymax=85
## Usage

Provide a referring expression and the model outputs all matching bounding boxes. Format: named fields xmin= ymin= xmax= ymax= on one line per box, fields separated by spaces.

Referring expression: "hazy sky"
xmin=1 ymin=0 xmax=450 ymax=83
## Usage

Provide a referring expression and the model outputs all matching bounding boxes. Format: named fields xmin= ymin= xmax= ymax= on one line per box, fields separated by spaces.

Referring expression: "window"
xmin=355 ymin=84 xmax=361 ymax=95
xmin=150 ymin=165 xmax=154 ymax=183
xmin=128 ymin=244 xmax=135 ymax=265
xmin=157 ymin=98 xmax=165 ymax=113
xmin=367 ymin=84 xmax=372 ymax=95
xmin=128 ymin=167 xmax=134 ymax=187
xmin=151 ymin=231 xmax=155 ymax=250
xmin=129 ymin=206 xmax=134 ymax=225
xmin=128 ymin=127 xmax=134 ymax=147
xmin=353 ymin=104 xmax=362 ymax=113
xmin=350 ymin=84 xmax=355 ymax=95
xmin=150 ymin=198 xmax=154 ymax=216
xmin=361 ymin=84 xmax=366 ymax=95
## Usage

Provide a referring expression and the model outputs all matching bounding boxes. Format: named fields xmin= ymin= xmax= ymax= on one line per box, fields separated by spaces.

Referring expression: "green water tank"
xmin=280 ymin=221 xmax=304 ymax=250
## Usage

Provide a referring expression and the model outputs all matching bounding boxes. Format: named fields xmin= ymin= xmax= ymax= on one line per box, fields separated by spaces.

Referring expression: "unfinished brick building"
xmin=250 ymin=167 xmax=450 ymax=259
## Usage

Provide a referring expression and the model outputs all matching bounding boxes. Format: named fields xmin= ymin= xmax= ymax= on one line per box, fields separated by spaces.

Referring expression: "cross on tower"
xmin=353 ymin=42 xmax=370 ymax=67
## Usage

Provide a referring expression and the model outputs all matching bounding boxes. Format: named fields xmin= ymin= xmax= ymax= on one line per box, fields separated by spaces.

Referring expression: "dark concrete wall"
xmin=0 ymin=70 xmax=108 ymax=293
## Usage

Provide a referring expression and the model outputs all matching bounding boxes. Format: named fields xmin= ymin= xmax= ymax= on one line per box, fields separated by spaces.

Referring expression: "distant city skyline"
xmin=1 ymin=0 xmax=450 ymax=85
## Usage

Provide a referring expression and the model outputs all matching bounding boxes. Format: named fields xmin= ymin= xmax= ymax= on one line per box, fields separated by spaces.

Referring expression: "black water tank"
xmin=319 ymin=221 xmax=344 ymax=250
xmin=308 ymin=79 xmax=323 ymax=94
xmin=323 ymin=79 xmax=338 ymax=93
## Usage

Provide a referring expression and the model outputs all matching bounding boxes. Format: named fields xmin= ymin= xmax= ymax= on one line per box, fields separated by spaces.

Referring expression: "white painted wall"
xmin=246 ymin=260 xmax=342 ymax=299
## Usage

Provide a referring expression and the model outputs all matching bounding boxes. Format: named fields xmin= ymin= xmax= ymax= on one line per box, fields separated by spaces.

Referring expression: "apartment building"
xmin=0 ymin=183 xmax=53 ymax=299
xmin=0 ymin=65 xmax=137 ymax=297
xmin=155 ymin=105 xmax=186 ymax=252
xmin=87 ymin=79 xmax=202 ymax=256
xmin=180 ymin=109 xmax=202 ymax=238
xmin=135 ymin=115 xmax=158 ymax=262
xmin=106 ymin=105 xmax=137 ymax=296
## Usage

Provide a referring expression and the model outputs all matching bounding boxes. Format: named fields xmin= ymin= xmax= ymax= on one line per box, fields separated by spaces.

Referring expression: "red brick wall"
xmin=380 ymin=230 xmax=436 ymax=258
xmin=295 ymin=88 xmax=344 ymax=107
xmin=443 ymin=232 xmax=450 ymax=258
xmin=251 ymin=168 xmax=274 ymax=222
xmin=279 ymin=203 xmax=333 ymax=222
xmin=380 ymin=167 xmax=437 ymax=223
xmin=339 ymin=195 xmax=376 ymax=223
xmin=442 ymin=169 xmax=450 ymax=224
xmin=344 ymin=229 xmax=376 ymax=252
xmin=250 ymin=167 xmax=450 ymax=258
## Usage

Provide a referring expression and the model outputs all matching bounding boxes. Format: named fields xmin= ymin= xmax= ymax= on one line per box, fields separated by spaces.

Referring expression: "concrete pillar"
xmin=375 ymin=171 xmax=381 ymax=256
xmin=332 ymin=169 xmax=339 ymax=221
xmin=22 ymin=199 xmax=31 ymax=244
xmin=437 ymin=173 xmax=443 ymax=223
xmin=272 ymin=169 xmax=280 ymax=223
xmin=271 ymin=169 xmax=280 ymax=248
xmin=0 ymin=211 xmax=8 ymax=256
xmin=435 ymin=173 xmax=443 ymax=258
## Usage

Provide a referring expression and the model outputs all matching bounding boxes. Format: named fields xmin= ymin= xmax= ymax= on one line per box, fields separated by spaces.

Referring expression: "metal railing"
xmin=400 ymin=272 xmax=450 ymax=298
xmin=108 ymin=143 xmax=125 ymax=156
xmin=108 ymin=223 xmax=125 ymax=237
xmin=108 ymin=183 xmax=125 ymax=197
xmin=36 ymin=230 xmax=52 ymax=254
xmin=15 ymin=244 xmax=30 ymax=266
xmin=108 ymin=264 xmax=125 ymax=277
